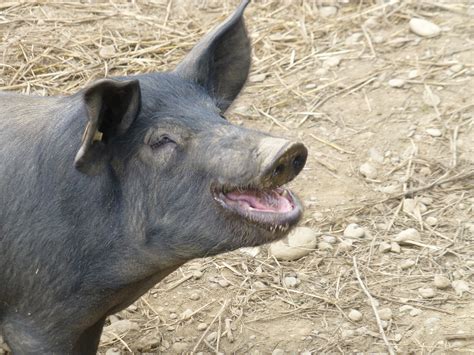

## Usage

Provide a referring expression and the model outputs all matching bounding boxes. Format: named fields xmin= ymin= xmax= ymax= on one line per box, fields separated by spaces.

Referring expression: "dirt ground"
xmin=1 ymin=0 xmax=473 ymax=354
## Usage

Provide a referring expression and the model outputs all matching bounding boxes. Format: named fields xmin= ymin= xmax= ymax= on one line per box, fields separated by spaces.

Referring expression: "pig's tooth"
xmin=281 ymin=189 xmax=289 ymax=198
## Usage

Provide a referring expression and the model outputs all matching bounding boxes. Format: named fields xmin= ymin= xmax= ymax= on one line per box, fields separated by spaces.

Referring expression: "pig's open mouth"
xmin=211 ymin=185 xmax=303 ymax=232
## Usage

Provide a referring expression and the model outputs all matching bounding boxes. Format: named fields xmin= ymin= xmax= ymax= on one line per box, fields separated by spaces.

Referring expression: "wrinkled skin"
xmin=0 ymin=1 xmax=307 ymax=354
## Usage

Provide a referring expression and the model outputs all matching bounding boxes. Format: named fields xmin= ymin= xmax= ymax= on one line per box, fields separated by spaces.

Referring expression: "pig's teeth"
xmin=281 ymin=189 xmax=289 ymax=198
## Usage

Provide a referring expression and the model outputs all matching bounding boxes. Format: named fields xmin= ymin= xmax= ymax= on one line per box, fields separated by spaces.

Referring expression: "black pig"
xmin=0 ymin=1 xmax=307 ymax=353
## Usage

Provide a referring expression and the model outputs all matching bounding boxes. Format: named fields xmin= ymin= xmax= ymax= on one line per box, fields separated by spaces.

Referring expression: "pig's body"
xmin=0 ymin=1 xmax=307 ymax=353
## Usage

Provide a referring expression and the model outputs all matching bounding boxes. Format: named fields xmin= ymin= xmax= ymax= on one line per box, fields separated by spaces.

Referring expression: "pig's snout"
xmin=258 ymin=138 xmax=308 ymax=188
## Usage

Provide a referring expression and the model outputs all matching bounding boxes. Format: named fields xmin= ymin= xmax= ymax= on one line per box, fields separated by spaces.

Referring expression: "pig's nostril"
xmin=272 ymin=164 xmax=285 ymax=178
xmin=292 ymin=154 xmax=305 ymax=173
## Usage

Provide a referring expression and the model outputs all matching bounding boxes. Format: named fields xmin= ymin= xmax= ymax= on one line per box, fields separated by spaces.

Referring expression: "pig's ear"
xmin=174 ymin=0 xmax=251 ymax=112
xmin=74 ymin=79 xmax=141 ymax=175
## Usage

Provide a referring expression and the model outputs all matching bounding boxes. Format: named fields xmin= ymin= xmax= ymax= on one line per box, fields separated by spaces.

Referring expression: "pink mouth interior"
xmin=225 ymin=188 xmax=294 ymax=213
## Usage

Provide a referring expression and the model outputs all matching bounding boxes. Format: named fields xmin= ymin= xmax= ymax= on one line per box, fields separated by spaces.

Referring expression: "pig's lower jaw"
xmin=211 ymin=185 xmax=303 ymax=234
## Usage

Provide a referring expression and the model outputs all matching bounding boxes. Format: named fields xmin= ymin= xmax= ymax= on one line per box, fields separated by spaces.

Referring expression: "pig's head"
xmin=73 ymin=0 xmax=307 ymax=262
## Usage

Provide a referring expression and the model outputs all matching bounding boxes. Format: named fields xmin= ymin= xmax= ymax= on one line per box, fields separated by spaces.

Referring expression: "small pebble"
xmin=318 ymin=241 xmax=333 ymax=251
xmin=381 ymin=320 xmax=389 ymax=329
xmin=322 ymin=235 xmax=337 ymax=244
xmin=269 ymin=227 xmax=317 ymax=261
xmin=399 ymin=305 xmax=414 ymax=313
xmin=409 ymin=18 xmax=441 ymax=38
xmin=379 ymin=242 xmax=392 ymax=253
xmin=348 ymin=309 xmax=363 ymax=322
xmin=249 ymin=73 xmax=267 ymax=83
xmin=400 ymin=259 xmax=416 ymax=270
xmin=313 ymin=212 xmax=324 ymax=221
xmin=99 ymin=45 xmax=116 ymax=58
xmin=206 ymin=331 xmax=218 ymax=343
xmin=390 ymin=242 xmax=401 ymax=253
xmin=181 ymin=308 xmax=193 ymax=320
xmin=434 ymin=275 xmax=451 ymax=289
xmin=360 ymin=162 xmax=378 ymax=179
xmin=426 ymin=128 xmax=442 ymax=137
xmin=283 ymin=276 xmax=299 ymax=288
xmin=388 ymin=78 xmax=406 ymax=88
xmin=319 ymin=6 xmax=338 ymax=17
xmin=378 ymin=308 xmax=392 ymax=320
xmin=369 ymin=147 xmax=384 ymax=163
xmin=452 ymin=280 xmax=469 ymax=296
xmin=169 ymin=313 xmax=178 ymax=319
xmin=394 ymin=333 xmax=403 ymax=342
xmin=410 ymin=308 xmax=422 ymax=316
xmin=341 ymin=329 xmax=355 ymax=338
xmin=343 ymin=223 xmax=366 ymax=238
xmin=324 ymin=56 xmax=341 ymax=68
xmin=449 ymin=63 xmax=463 ymax=73
xmin=105 ymin=348 xmax=121 ymax=355
xmin=425 ymin=216 xmax=438 ymax=226
xmin=190 ymin=293 xmax=200 ymax=301
xmin=192 ymin=270 xmax=203 ymax=279
xmin=253 ymin=281 xmax=267 ymax=289
xmin=197 ymin=323 xmax=208 ymax=331
xmin=345 ymin=32 xmax=363 ymax=45
xmin=171 ymin=342 xmax=189 ymax=352
xmin=240 ymin=246 xmax=260 ymax=257
xmin=373 ymin=35 xmax=385 ymax=44
xmin=218 ymin=279 xmax=230 ymax=288
xmin=419 ymin=287 xmax=437 ymax=298
xmin=423 ymin=89 xmax=441 ymax=107
xmin=408 ymin=69 xmax=419 ymax=79
xmin=394 ymin=228 xmax=420 ymax=243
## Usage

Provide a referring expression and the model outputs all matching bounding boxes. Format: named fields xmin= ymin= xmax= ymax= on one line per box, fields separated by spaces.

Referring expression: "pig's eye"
xmin=150 ymin=135 xmax=175 ymax=150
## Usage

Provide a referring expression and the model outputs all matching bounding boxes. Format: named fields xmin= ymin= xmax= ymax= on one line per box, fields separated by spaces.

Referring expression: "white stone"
xmin=378 ymin=308 xmax=392 ymax=320
xmin=240 ymin=246 xmax=260 ymax=257
xmin=426 ymin=128 xmax=442 ymax=137
xmin=449 ymin=63 xmax=463 ymax=73
xmin=348 ymin=309 xmax=363 ymax=321
xmin=103 ymin=320 xmax=139 ymax=334
xmin=218 ymin=279 xmax=230 ymax=288
xmin=418 ymin=287 xmax=437 ymax=298
xmin=206 ymin=331 xmax=218 ymax=343
xmin=324 ymin=56 xmax=341 ymax=68
xmin=341 ymin=329 xmax=355 ymax=338
xmin=360 ymin=162 xmax=378 ymax=179
xmin=319 ymin=6 xmax=338 ymax=17
xmin=272 ymin=349 xmax=285 ymax=355
xmin=408 ymin=69 xmax=419 ymax=79
xmin=400 ymin=259 xmax=416 ymax=270
xmin=181 ymin=308 xmax=193 ymax=320
xmin=343 ymin=223 xmax=365 ymax=238
xmin=394 ymin=228 xmax=420 ymax=243
xmin=403 ymin=198 xmax=417 ymax=214
xmin=369 ymin=147 xmax=384 ymax=163
xmin=269 ymin=227 xmax=317 ymax=261
xmin=373 ymin=35 xmax=385 ymax=44
xmin=379 ymin=242 xmax=392 ymax=253
xmin=99 ymin=45 xmax=116 ymax=58
xmin=249 ymin=73 xmax=267 ymax=83
xmin=423 ymin=89 xmax=441 ymax=107
xmin=322 ymin=235 xmax=337 ymax=244
xmin=425 ymin=216 xmax=438 ymax=226
xmin=345 ymin=32 xmax=363 ymax=46
xmin=105 ymin=348 xmax=121 ymax=355
xmin=452 ymin=280 xmax=469 ymax=296
xmin=197 ymin=322 xmax=208 ymax=331
xmin=409 ymin=308 xmax=422 ymax=316
xmin=283 ymin=276 xmax=299 ymax=288
xmin=390 ymin=242 xmax=401 ymax=253
xmin=399 ymin=305 xmax=414 ymax=313
xmin=388 ymin=78 xmax=406 ymax=88
xmin=434 ymin=275 xmax=451 ymax=289
xmin=409 ymin=18 xmax=440 ymax=38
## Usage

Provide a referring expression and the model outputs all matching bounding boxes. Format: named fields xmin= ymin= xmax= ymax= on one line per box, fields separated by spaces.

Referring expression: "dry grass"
xmin=1 ymin=0 xmax=473 ymax=354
